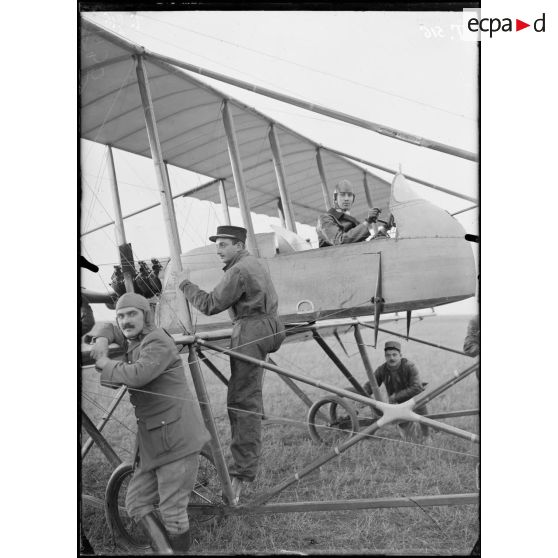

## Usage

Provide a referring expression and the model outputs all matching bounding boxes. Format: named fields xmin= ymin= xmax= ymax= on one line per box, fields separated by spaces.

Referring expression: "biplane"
xmin=80 ymin=15 xmax=479 ymax=554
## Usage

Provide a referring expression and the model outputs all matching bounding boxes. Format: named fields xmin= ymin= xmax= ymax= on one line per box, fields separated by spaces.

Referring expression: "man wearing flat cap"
xmin=86 ymin=293 xmax=210 ymax=553
xmin=317 ymin=179 xmax=382 ymax=247
xmin=178 ymin=225 xmax=286 ymax=503
xmin=364 ymin=340 xmax=429 ymax=441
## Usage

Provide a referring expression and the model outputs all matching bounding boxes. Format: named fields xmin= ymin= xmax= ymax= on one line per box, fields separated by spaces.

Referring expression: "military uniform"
xmin=181 ymin=248 xmax=285 ymax=481
xmin=81 ymin=299 xmax=95 ymax=335
xmin=464 ymin=315 xmax=480 ymax=358
xmin=463 ymin=315 xmax=480 ymax=379
xmin=365 ymin=357 xmax=429 ymax=439
xmin=85 ymin=300 xmax=210 ymax=535
xmin=317 ymin=207 xmax=370 ymax=247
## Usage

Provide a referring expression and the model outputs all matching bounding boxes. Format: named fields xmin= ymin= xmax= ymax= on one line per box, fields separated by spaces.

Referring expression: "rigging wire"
xmin=80 ymin=379 xmax=478 ymax=461
xmin=80 ymin=27 xmax=478 ymax=532
xmin=119 ymin=149 xmax=160 ymax=193
xmin=82 ymin=392 xmax=137 ymax=441
xmin=95 ymin=22 xmax=323 ymax=108
xmin=82 ymin=171 xmax=162 ymax=192
xmin=80 ymin=24 xmax=391 ymax=231
xmin=176 ymin=101 xmax=228 ymax=331
xmin=81 ymin=60 xmax=135 ymax=166
xmin=82 ymin=385 xmax=474 ymax=536
xmin=80 ymin=20 xmax=482 ymax=464
xmin=138 ymin=13 xmax=477 ymax=122
xmin=82 ymin=290 xmax=479 ymax=459
xmin=82 ymin=300 xmax=478 ymax=490
xmin=80 ymin=32 xmax=398 ymax=363
xmin=82 ymin=156 xmax=108 ymax=234
xmin=94 ymin=15 xmax=470 ymax=156
xmin=80 ymin=250 xmax=223 ymax=269
xmin=81 ymin=200 xmax=192 ymax=334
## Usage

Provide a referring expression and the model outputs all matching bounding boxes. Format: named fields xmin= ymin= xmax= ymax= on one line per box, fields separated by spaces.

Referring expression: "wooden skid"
xmin=84 ymin=492 xmax=478 ymax=516
xmin=188 ymin=493 xmax=479 ymax=517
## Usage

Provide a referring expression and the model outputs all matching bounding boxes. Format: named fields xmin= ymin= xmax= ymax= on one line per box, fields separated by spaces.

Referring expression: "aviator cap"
xmin=116 ymin=293 xmax=151 ymax=313
xmin=209 ymin=225 xmax=247 ymax=243
xmin=334 ymin=179 xmax=355 ymax=195
xmin=384 ymin=340 xmax=401 ymax=352
xmin=115 ymin=292 xmax=155 ymax=332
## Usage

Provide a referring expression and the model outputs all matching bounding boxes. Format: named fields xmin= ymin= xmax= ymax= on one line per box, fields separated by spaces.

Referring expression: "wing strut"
xmin=372 ymin=253 xmax=384 ymax=348
xmin=145 ymin=50 xmax=478 ymax=162
xmin=135 ymin=53 xmax=236 ymax=506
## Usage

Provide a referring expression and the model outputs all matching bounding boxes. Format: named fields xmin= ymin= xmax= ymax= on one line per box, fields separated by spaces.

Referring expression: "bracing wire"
xmin=82 ymin=156 xmax=108 ymax=234
xmin=80 ymin=178 xmax=193 ymax=333
xmin=80 ymin=379 xmax=478 ymax=461
xmin=137 ymin=13 xmax=477 ymax=122
xmin=82 ymin=392 xmax=136 ymax=440
xmin=81 ymin=60 xmax=135 ymax=166
xmin=81 ymin=171 xmax=162 ymax=192
xmin=83 ymin=310 xmax=479 ymax=461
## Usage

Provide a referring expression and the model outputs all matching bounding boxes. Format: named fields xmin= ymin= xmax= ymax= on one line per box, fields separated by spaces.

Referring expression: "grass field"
xmin=81 ymin=315 xmax=479 ymax=555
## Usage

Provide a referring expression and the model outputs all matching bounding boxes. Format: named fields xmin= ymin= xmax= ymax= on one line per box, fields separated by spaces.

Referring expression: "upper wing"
xmin=81 ymin=19 xmax=391 ymax=227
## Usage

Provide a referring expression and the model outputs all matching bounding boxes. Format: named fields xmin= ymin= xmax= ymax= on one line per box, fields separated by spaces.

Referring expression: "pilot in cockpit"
xmin=316 ymin=179 xmax=387 ymax=247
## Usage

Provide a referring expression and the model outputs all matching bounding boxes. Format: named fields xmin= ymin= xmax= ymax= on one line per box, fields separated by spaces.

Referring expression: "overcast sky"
xmin=80 ymin=10 xmax=479 ymax=318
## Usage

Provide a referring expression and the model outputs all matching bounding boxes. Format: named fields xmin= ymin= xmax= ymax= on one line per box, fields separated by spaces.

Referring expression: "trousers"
xmin=398 ymin=404 xmax=429 ymax=440
xmin=227 ymin=353 xmax=265 ymax=482
xmin=227 ymin=318 xmax=284 ymax=482
xmin=125 ymin=453 xmax=200 ymax=535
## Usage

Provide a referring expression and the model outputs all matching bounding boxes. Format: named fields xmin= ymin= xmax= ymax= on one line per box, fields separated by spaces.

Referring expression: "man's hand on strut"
xmin=177 ymin=271 xmax=192 ymax=292
xmin=366 ymin=207 xmax=381 ymax=224
xmin=91 ymin=337 xmax=110 ymax=371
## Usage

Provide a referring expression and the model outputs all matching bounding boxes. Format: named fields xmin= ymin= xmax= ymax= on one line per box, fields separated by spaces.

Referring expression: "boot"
xmin=138 ymin=512 xmax=173 ymax=555
xmin=470 ymin=536 xmax=480 ymax=555
xmin=80 ymin=531 xmax=94 ymax=555
xmin=231 ymin=477 xmax=245 ymax=505
xmin=169 ymin=530 xmax=192 ymax=554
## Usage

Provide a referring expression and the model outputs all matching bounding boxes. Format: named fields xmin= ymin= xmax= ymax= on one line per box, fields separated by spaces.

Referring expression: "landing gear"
xmin=104 ymin=462 xmax=151 ymax=551
xmin=307 ymin=396 xmax=359 ymax=445
xmin=105 ymin=449 xmax=220 ymax=551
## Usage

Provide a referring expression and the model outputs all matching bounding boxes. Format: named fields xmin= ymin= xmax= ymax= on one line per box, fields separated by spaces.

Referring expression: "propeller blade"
xmin=406 ymin=310 xmax=412 ymax=339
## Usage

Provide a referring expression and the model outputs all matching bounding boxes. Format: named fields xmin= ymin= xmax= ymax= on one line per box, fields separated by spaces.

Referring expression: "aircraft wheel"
xmin=307 ymin=396 xmax=359 ymax=445
xmin=189 ymin=447 xmax=224 ymax=527
xmin=105 ymin=449 xmax=221 ymax=551
xmin=104 ymin=462 xmax=150 ymax=551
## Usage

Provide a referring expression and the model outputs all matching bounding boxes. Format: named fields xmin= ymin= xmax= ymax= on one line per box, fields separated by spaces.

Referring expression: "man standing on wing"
xmin=317 ymin=179 xmax=382 ymax=247
xmin=86 ymin=293 xmax=210 ymax=553
xmin=364 ymin=340 xmax=429 ymax=441
xmin=178 ymin=225 xmax=286 ymax=504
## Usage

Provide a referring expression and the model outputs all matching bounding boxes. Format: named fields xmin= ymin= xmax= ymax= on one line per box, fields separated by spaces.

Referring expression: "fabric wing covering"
xmin=81 ymin=19 xmax=391 ymax=226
